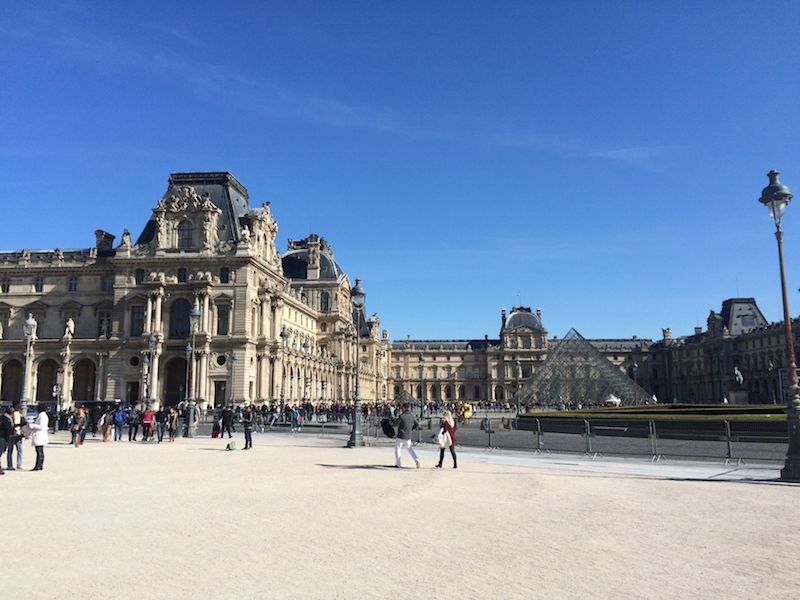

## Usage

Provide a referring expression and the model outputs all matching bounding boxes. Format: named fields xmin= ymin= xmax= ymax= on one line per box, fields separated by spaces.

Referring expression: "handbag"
xmin=436 ymin=428 xmax=451 ymax=449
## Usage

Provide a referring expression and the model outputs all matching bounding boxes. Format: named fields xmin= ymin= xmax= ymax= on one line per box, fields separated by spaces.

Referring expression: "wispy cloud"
xmin=585 ymin=145 xmax=681 ymax=170
xmin=8 ymin=16 xmax=681 ymax=170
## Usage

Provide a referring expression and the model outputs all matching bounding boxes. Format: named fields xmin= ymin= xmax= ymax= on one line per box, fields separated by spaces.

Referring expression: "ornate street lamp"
xmin=348 ymin=278 xmax=366 ymax=447
xmin=515 ymin=359 xmax=522 ymax=415
xmin=757 ymin=170 xmax=800 ymax=481
xmin=302 ymin=339 xmax=310 ymax=404
xmin=280 ymin=326 xmax=289 ymax=423
xmin=185 ymin=301 xmax=201 ymax=437
xmin=21 ymin=313 xmax=38 ymax=415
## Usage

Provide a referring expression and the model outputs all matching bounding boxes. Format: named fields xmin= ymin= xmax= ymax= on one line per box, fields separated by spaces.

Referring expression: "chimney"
xmin=501 ymin=309 xmax=507 ymax=330
xmin=694 ymin=327 xmax=702 ymax=335
xmin=535 ymin=308 xmax=542 ymax=319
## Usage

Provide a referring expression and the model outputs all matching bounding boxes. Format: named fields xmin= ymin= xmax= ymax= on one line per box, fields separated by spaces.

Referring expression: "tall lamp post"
xmin=347 ymin=279 xmax=366 ymax=447
xmin=515 ymin=359 xmax=522 ymax=415
xmin=280 ymin=326 xmax=289 ymax=423
xmin=185 ymin=301 xmax=201 ymax=437
xmin=757 ymin=170 xmax=800 ymax=481
xmin=302 ymin=339 xmax=310 ymax=408
xmin=21 ymin=313 xmax=38 ymax=415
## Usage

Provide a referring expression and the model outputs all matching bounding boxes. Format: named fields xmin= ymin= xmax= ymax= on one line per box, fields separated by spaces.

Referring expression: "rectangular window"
xmin=217 ymin=304 xmax=230 ymax=336
xmin=101 ymin=275 xmax=113 ymax=293
xmin=34 ymin=277 xmax=44 ymax=293
xmin=219 ymin=267 xmax=230 ymax=284
xmin=459 ymin=367 xmax=466 ymax=377
xmin=68 ymin=276 xmax=78 ymax=292
xmin=177 ymin=268 xmax=188 ymax=283
xmin=130 ymin=306 xmax=144 ymax=337
xmin=135 ymin=269 xmax=145 ymax=284
xmin=473 ymin=367 xmax=480 ymax=379
xmin=97 ymin=310 xmax=112 ymax=338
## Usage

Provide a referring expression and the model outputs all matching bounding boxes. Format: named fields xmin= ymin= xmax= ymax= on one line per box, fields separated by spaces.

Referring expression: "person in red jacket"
xmin=141 ymin=406 xmax=155 ymax=442
xmin=435 ymin=410 xmax=457 ymax=469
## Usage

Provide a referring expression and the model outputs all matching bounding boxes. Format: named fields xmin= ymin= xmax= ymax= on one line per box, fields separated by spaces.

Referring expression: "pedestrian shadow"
xmin=316 ymin=463 xmax=396 ymax=470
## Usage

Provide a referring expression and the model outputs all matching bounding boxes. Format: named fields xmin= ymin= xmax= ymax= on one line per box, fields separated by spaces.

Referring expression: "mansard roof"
xmin=135 ymin=172 xmax=250 ymax=246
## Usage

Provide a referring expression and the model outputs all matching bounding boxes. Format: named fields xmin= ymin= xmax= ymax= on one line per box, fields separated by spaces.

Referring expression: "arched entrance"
xmin=1 ymin=359 xmax=23 ymax=402
xmin=163 ymin=357 xmax=188 ymax=406
xmin=494 ymin=386 xmax=504 ymax=401
xmin=36 ymin=359 xmax=59 ymax=404
xmin=72 ymin=359 xmax=96 ymax=404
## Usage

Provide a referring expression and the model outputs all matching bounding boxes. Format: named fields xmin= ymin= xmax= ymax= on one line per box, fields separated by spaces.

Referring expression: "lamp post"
xmin=347 ymin=278 xmax=366 ymax=447
xmin=280 ymin=326 xmax=289 ymax=423
xmin=302 ymin=339 xmax=310 ymax=406
xmin=185 ymin=301 xmax=200 ymax=437
xmin=515 ymin=359 xmax=522 ymax=415
xmin=21 ymin=313 xmax=38 ymax=415
xmin=757 ymin=170 xmax=800 ymax=481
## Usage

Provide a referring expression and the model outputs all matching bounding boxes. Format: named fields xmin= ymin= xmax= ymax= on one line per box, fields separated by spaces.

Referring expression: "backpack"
xmin=114 ymin=411 xmax=125 ymax=425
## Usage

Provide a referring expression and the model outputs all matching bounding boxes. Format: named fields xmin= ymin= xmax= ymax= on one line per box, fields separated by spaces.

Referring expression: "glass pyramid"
xmin=518 ymin=328 xmax=651 ymax=407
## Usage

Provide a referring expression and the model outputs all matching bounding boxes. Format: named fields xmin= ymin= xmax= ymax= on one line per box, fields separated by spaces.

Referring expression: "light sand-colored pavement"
xmin=4 ymin=431 xmax=798 ymax=600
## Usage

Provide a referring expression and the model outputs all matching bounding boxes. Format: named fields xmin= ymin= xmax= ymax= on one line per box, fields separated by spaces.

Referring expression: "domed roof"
xmin=504 ymin=307 xmax=543 ymax=331
xmin=281 ymin=235 xmax=343 ymax=281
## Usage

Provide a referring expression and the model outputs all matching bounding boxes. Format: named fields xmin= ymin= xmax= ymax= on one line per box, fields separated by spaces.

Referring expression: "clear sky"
xmin=2 ymin=1 xmax=799 ymax=342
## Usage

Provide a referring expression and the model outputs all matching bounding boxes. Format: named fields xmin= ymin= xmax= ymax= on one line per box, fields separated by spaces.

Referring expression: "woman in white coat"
xmin=28 ymin=403 xmax=49 ymax=471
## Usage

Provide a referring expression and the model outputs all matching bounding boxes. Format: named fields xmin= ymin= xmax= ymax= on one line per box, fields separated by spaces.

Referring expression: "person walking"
xmin=100 ymin=408 xmax=113 ymax=442
xmin=0 ymin=407 xmax=14 ymax=475
xmin=220 ymin=406 xmax=234 ymax=438
xmin=141 ymin=406 xmax=155 ymax=442
xmin=113 ymin=405 xmax=126 ymax=441
xmin=7 ymin=400 xmax=25 ymax=470
xmin=28 ymin=403 xmax=49 ymax=471
xmin=71 ymin=407 xmax=86 ymax=448
xmin=155 ymin=406 xmax=166 ymax=442
xmin=241 ymin=403 xmax=254 ymax=450
xmin=166 ymin=407 xmax=178 ymax=442
xmin=435 ymin=410 xmax=458 ymax=469
xmin=128 ymin=404 xmax=140 ymax=442
xmin=393 ymin=403 xmax=421 ymax=468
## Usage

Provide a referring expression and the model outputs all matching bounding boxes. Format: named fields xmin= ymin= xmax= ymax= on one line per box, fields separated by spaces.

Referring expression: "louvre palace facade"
xmin=0 ymin=172 xmax=391 ymax=410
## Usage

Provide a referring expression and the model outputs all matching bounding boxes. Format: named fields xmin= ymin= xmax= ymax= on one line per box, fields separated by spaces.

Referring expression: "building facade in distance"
xmin=0 ymin=172 xmax=391 ymax=410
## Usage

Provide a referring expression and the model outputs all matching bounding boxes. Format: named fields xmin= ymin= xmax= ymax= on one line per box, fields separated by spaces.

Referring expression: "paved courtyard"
xmin=5 ymin=431 xmax=798 ymax=599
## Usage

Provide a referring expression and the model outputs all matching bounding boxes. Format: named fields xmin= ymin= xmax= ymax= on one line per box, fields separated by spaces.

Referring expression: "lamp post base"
xmin=346 ymin=433 xmax=365 ymax=447
xmin=347 ymin=404 xmax=365 ymax=447
xmin=780 ymin=397 xmax=800 ymax=481
xmin=185 ymin=402 xmax=196 ymax=438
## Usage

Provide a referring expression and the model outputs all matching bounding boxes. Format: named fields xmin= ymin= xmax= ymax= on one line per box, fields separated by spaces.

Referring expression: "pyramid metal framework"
xmin=518 ymin=328 xmax=652 ymax=407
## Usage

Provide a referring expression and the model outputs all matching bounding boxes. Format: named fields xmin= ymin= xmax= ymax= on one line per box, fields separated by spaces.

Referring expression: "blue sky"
xmin=1 ymin=1 xmax=799 ymax=341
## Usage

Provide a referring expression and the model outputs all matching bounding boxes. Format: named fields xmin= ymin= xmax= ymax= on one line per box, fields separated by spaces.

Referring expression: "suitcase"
xmin=211 ymin=423 xmax=220 ymax=438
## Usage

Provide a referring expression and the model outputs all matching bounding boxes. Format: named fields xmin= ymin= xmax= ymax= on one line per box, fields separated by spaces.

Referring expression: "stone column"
xmin=203 ymin=293 xmax=211 ymax=333
xmin=96 ymin=352 xmax=106 ymax=401
xmin=145 ymin=293 xmax=153 ymax=333
xmin=61 ymin=344 xmax=72 ymax=409
xmin=154 ymin=289 xmax=164 ymax=334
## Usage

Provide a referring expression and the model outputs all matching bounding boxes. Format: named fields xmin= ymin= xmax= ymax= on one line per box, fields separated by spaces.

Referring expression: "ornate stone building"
xmin=390 ymin=306 xmax=649 ymax=405
xmin=639 ymin=298 xmax=800 ymax=404
xmin=0 ymin=172 xmax=391 ymax=410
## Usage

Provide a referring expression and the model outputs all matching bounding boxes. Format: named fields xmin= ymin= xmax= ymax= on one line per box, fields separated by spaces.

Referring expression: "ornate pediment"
xmin=156 ymin=186 xmax=217 ymax=213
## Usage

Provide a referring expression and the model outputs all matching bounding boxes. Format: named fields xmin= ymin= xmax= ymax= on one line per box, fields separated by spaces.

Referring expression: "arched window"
xmin=169 ymin=298 xmax=191 ymax=338
xmin=320 ymin=291 xmax=330 ymax=312
xmin=177 ymin=220 xmax=194 ymax=249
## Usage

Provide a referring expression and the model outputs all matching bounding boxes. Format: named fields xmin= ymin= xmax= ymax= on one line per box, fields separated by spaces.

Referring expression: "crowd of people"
xmin=0 ymin=397 xmax=465 ymax=472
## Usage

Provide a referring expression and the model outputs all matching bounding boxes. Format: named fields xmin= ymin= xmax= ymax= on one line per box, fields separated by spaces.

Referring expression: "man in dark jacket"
xmin=128 ymin=405 xmax=140 ymax=441
xmin=220 ymin=406 xmax=234 ymax=438
xmin=393 ymin=404 xmax=420 ymax=468
xmin=0 ymin=407 xmax=14 ymax=475
xmin=241 ymin=403 xmax=254 ymax=450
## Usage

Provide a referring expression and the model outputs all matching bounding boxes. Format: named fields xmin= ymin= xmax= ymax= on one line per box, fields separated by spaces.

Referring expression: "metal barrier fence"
xmin=197 ymin=412 xmax=788 ymax=464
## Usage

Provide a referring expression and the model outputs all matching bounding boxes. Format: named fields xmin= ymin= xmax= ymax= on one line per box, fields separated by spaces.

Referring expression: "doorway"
xmin=214 ymin=380 xmax=227 ymax=408
xmin=163 ymin=357 xmax=188 ymax=406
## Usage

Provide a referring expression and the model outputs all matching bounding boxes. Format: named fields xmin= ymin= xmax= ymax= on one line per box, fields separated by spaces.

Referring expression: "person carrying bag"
xmin=435 ymin=410 xmax=457 ymax=469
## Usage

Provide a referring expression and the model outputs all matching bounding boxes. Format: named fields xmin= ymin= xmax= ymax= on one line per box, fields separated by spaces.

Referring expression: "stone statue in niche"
xmin=64 ymin=318 xmax=75 ymax=338
xmin=156 ymin=213 xmax=168 ymax=248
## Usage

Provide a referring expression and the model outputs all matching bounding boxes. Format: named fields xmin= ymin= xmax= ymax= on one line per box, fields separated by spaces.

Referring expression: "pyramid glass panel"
xmin=518 ymin=328 xmax=651 ymax=407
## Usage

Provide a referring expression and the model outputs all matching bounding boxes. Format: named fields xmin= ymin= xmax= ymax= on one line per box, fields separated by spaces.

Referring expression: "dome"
xmin=281 ymin=235 xmax=343 ymax=281
xmin=504 ymin=307 xmax=543 ymax=331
